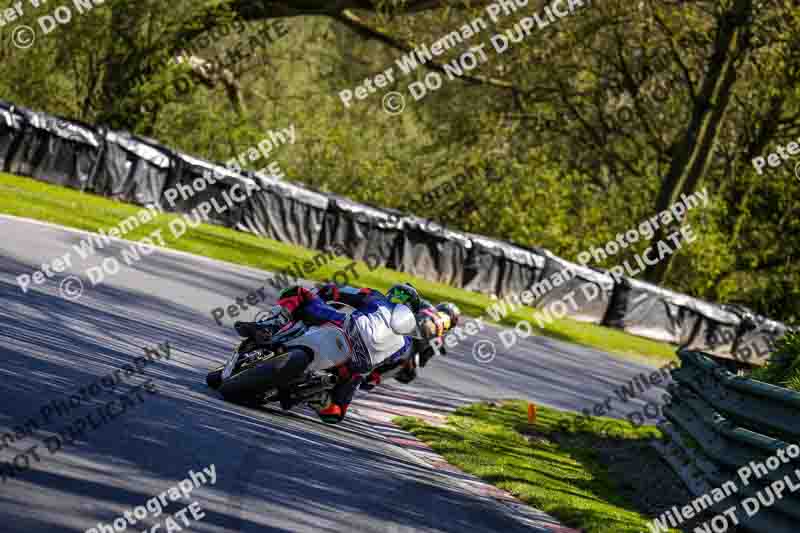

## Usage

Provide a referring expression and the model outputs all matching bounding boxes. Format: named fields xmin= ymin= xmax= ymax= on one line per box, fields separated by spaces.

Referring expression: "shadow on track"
xmin=0 ymin=253 xmax=537 ymax=533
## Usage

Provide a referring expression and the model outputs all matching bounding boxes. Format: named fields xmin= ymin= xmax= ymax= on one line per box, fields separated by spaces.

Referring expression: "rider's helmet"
xmin=386 ymin=283 xmax=421 ymax=312
xmin=436 ymin=302 xmax=461 ymax=329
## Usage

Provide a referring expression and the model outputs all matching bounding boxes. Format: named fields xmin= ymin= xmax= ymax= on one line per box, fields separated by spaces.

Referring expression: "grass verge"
xmin=396 ymin=401 xmax=679 ymax=533
xmin=0 ymin=173 xmax=676 ymax=363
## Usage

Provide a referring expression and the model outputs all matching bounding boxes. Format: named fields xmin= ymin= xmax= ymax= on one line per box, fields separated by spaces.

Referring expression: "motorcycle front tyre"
xmin=218 ymin=348 xmax=312 ymax=403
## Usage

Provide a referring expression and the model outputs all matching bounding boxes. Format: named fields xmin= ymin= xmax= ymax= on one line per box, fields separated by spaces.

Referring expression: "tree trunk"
xmin=643 ymin=0 xmax=753 ymax=283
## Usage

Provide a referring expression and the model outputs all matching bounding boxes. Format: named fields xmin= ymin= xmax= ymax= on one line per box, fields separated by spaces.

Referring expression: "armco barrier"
xmin=0 ymin=99 xmax=791 ymax=364
xmin=655 ymin=350 xmax=800 ymax=532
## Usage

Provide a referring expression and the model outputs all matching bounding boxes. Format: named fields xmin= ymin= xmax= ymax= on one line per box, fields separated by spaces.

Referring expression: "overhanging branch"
xmin=333 ymin=9 xmax=537 ymax=96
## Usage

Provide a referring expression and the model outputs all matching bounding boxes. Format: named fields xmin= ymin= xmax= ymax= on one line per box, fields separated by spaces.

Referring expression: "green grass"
xmin=396 ymin=401 xmax=677 ymax=533
xmin=0 ymin=173 xmax=676 ymax=363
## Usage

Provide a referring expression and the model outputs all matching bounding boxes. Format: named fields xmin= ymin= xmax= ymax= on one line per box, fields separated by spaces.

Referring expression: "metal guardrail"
xmin=656 ymin=350 xmax=800 ymax=532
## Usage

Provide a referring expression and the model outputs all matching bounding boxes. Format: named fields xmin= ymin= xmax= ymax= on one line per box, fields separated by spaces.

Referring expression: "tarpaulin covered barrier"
xmin=679 ymin=311 xmax=742 ymax=362
xmin=241 ymin=176 xmax=328 ymax=250
xmin=461 ymin=234 xmax=544 ymax=297
xmin=533 ymin=251 xmax=614 ymax=324
xmin=0 ymin=99 xmax=792 ymax=365
xmin=718 ymin=305 xmax=790 ymax=366
xmin=5 ymin=107 xmax=102 ymax=191
xmin=94 ymin=131 xmax=172 ymax=204
xmin=498 ymin=242 xmax=545 ymax=298
xmin=603 ymin=277 xmax=743 ymax=352
xmin=319 ymin=196 xmax=403 ymax=269
xmin=396 ymin=217 xmax=472 ymax=286
xmin=165 ymin=152 xmax=254 ymax=229
xmin=0 ymin=102 xmax=24 ymax=171
xmin=460 ymin=234 xmax=506 ymax=296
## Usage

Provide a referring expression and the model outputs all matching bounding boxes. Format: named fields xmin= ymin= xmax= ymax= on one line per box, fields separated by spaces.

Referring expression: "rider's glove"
xmin=252 ymin=306 xmax=291 ymax=339
xmin=260 ymin=305 xmax=291 ymax=325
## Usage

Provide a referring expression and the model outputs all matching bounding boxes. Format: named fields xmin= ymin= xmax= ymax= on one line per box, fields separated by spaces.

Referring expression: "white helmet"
xmin=389 ymin=304 xmax=419 ymax=337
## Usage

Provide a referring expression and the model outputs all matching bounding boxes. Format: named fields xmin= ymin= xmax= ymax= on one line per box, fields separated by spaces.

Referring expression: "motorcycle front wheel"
xmin=218 ymin=348 xmax=312 ymax=403
xmin=206 ymin=339 xmax=259 ymax=390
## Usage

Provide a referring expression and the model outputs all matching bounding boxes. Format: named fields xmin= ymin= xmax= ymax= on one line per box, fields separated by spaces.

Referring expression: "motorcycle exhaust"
xmin=298 ymin=373 xmax=338 ymax=388
xmin=290 ymin=374 xmax=338 ymax=401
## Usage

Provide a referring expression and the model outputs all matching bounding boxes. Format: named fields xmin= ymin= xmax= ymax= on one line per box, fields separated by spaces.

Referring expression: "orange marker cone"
xmin=528 ymin=403 xmax=537 ymax=424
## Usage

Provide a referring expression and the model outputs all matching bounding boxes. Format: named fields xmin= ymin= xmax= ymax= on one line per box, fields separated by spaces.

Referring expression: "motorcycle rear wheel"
xmin=218 ymin=348 xmax=312 ymax=403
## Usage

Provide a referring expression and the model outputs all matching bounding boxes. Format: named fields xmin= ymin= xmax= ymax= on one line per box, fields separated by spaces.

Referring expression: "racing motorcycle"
xmin=206 ymin=299 xmax=422 ymax=412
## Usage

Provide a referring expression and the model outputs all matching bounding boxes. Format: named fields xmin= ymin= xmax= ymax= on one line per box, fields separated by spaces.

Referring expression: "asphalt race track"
xmin=0 ymin=216 xmax=673 ymax=532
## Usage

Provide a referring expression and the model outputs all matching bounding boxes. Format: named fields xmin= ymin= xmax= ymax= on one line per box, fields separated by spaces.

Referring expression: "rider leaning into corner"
xmin=233 ymin=282 xmax=460 ymax=424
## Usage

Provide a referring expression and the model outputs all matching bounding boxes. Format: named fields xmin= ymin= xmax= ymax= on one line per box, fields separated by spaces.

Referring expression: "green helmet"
xmin=386 ymin=283 xmax=421 ymax=312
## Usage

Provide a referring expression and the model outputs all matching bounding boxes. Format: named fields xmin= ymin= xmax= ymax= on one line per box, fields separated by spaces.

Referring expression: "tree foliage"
xmin=1 ymin=0 xmax=798 ymax=322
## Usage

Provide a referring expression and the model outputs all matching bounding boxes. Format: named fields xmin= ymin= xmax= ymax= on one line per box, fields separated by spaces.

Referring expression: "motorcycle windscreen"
xmin=221 ymin=346 xmax=241 ymax=380
xmin=285 ymin=325 xmax=353 ymax=372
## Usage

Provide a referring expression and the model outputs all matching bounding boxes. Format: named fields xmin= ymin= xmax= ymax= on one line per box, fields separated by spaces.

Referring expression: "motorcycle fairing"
xmin=222 ymin=345 xmax=242 ymax=380
xmin=284 ymin=324 xmax=352 ymax=372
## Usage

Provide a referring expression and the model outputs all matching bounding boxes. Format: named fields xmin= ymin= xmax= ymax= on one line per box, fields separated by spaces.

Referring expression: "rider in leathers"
xmin=234 ymin=283 xmax=459 ymax=423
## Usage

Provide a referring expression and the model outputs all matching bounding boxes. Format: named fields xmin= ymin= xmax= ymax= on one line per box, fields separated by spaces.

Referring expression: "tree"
xmin=2 ymin=0 xmax=798 ymax=321
xmin=643 ymin=0 xmax=754 ymax=283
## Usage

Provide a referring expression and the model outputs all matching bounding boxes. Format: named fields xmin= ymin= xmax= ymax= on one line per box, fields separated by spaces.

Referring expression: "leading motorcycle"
xmin=206 ymin=300 xmax=421 ymax=412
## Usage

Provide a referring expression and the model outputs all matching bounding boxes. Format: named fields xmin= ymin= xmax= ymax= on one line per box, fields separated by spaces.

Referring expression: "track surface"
xmin=0 ymin=216 xmax=672 ymax=532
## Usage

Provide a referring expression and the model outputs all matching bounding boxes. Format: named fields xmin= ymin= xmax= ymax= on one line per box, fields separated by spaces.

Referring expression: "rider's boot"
xmin=234 ymin=305 xmax=291 ymax=343
xmin=317 ymin=365 xmax=363 ymax=424
xmin=317 ymin=403 xmax=345 ymax=423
